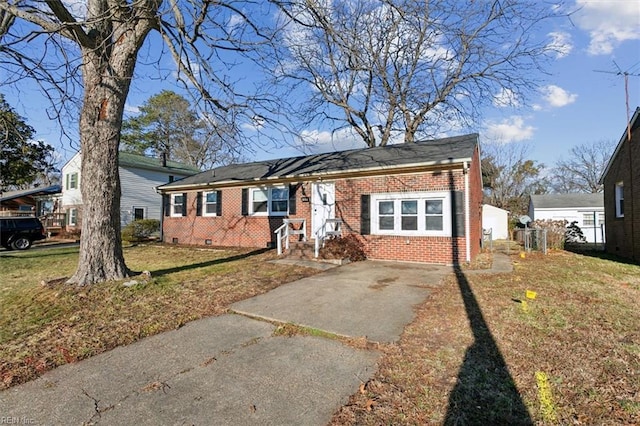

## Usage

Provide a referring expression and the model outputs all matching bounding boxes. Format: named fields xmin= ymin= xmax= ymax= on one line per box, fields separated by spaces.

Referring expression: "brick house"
xmin=157 ymin=134 xmax=483 ymax=265
xmin=600 ymin=107 xmax=640 ymax=261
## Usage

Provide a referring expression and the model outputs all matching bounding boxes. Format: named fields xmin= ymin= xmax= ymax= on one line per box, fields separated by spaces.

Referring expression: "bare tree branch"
xmin=270 ymin=0 xmax=565 ymax=147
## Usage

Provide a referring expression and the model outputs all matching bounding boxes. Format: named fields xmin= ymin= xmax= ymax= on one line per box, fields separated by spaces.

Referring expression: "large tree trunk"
xmin=66 ymin=16 xmax=150 ymax=286
xmin=67 ymin=62 xmax=131 ymax=285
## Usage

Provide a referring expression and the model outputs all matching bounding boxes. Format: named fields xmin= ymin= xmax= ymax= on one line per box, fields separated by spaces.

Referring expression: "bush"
xmin=565 ymin=221 xmax=586 ymax=243
xmin=531 ymin=219 xmax=566 ymax=249
xmin=122 ymin=219 xmax=160 ymax=242
xmin=319 ymin=234 xmax=367 ymax=262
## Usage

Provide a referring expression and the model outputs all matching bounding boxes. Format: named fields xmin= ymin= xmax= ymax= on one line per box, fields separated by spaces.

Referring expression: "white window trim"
xmin=615 ymin=182 xmax=624 ymax=218
xmin=171 ymin=194 xmax=184 ymax=217
xmin=66 ymin=172 xmax=79 ymax=190
xmin=371 ymin=191 xmax=452 ymax=237
xmin=68 ymin=208 xmax=78 ymax=226
xmin=203 ymin=191 xmax=218 ymax=217
xmin=249 ymin=186 xmax=289 ymax=216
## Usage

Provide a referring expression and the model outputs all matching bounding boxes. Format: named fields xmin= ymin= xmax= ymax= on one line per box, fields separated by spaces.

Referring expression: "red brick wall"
xmin=334 ymin=168 xmax=471 ymax=264
xmin=603 ymin=126 xmax=640 ymax=261
xmin=162 ymin=164 xmax=481 ymax=264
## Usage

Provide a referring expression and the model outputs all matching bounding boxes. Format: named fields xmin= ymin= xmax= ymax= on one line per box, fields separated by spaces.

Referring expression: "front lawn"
xmin=0 ymin=244 xmax=320 ymax=389
xmin=330 ymin=251 xmax=640 ymax=425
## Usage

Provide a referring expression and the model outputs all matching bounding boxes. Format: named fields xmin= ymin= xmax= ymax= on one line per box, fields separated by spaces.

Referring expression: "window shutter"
xmin=182 ymin=193 xmax=188 ymax=216
xmin=163 ymin=195 xmax=170 ymax=217
xmin=65 ymin=174 xmax=69 ymax=190
xmin=196 ymin=192 xmax=202 ymax=216
xmin=452 ymin=191 xmax=465 ymax=237
xmin=360 ymin=194 xmax=370 ymax=235
xmin=241 ymin=188 xmax=248 ymax=216
xmin=216 ymin=190 xmax=222 ymax=216
xmin=288 ymin=184 xmax=297 ymax=215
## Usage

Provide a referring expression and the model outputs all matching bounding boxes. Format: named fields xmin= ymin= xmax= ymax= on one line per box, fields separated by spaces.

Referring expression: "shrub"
xmin=122 ymin=219 xmax=160 ymax=242
xmin=319 ymin=234 xmax=367 ymax=262
xmin=531 ymin=219 xmax=566 ymax=249
xmin=565 ymin=221 xmax=587 ymax=243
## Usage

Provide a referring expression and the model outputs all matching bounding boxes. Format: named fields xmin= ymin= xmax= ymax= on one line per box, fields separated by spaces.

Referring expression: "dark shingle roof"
xmin=118 ymin=152 xmax=200 ymax=175
xmin=0 ymin=185 xmax=62 ymax=202
xmin=530 ymin=193 xmax=604 ymax=209
xmin=159 ymin=133 xmax=478 ymax=190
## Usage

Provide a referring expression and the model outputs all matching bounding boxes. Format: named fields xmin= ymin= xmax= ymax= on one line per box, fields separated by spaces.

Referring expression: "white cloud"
xmin=540 ymin=84 xmax=578 ymax=108
xmin=574 ymin=0 xmax=640 ymax=55
xmin=492 ymin=88 xmax=520 ymax=108
xmin=62 ymin=1 xmax=87 ymax=20
xmin=228 ymin=14 xmax=245 ymax=30
xmin=240 ymin=116 xmax=265 ymax=132
xmin=547 ymin=31 xmax=573 ymax=58
xmin=124 ymin=104 xmax=140 ymax=115
xmin=297 ymin=128 xmax=365 ymax=153
xmin=484 ymin=116 xmax=535 ymax=143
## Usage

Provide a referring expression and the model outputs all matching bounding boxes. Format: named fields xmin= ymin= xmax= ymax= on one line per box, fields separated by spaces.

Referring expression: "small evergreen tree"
xmin=565 ymin=221 xmax=586 ymax=243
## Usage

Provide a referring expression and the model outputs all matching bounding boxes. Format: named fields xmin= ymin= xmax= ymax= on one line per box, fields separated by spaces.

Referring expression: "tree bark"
xmin=66 ymin=10 xmax=152 ymax=286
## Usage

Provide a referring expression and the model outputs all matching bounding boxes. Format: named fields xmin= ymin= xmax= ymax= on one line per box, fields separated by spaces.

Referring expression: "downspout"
xmin=464 ymin=161 xmax=471 ymax=263
xmin=157 ymin=187 xmax=164 ymax=243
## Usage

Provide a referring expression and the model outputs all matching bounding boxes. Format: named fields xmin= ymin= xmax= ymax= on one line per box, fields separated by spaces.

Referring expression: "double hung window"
xmin=203 ymin=191 xmax=218 ymax=216
xmin=250 ymin=187 xmax=289 ymax=216
xmin=171 ymin=194 xmax=185 ymax=217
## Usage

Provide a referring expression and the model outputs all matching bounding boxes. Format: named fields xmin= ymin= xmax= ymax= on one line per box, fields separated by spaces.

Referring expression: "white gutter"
xmin=464 ymin=161 xmax=471 ymax=263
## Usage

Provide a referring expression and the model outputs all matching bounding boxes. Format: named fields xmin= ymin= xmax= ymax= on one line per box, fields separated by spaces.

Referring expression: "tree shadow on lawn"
xmin=444 ymin=268 xmax=533 ymax=425
xmin=145 ymin=247 xmax=272 ymax=277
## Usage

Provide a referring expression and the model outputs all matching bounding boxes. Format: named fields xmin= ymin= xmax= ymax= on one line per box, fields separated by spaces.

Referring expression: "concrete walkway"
xmin=0 ymin=255 xmax=511 ymax=425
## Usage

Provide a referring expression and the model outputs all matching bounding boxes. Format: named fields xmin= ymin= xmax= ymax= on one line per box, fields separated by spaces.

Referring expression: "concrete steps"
xmin=285 ymin=241 xmax=316 ymax=260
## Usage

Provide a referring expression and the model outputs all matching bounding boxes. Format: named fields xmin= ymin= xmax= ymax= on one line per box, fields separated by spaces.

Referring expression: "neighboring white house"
xmin=61 ymin=151 xmax=199 ymax=229
xmin=482 ymin=204 xmax=509 ymax=240
xmin=528 ymin=193 xmax=605 ymax=243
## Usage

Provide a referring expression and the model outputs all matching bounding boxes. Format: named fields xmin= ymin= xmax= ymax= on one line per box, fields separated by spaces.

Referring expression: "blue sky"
xmin=3 ymin=0 xmax=640 ymax=171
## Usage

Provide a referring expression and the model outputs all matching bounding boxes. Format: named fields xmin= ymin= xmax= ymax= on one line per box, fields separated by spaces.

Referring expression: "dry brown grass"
xmin=0 ymin=244 xmax=320 ymax=389
xmin=330 ymin=251 xmax=640 ymax=425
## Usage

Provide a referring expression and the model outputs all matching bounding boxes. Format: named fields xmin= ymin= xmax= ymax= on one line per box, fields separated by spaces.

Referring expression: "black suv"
xmin=0 ymin=216 xmax=47 ymax=250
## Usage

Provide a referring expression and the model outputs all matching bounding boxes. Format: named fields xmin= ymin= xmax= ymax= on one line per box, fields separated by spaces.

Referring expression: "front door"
xmin=311 ymin=182 xmax=335 ymax=238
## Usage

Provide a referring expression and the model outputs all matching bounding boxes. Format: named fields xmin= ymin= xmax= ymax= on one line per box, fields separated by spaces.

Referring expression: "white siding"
xmin=60 ymin=151 xmax=194 ymax=227
xmin=482 ymin=205 xmax=509 ymax=240
xmin=119 ymin=166 xmax=185 ymax=226
xmin=532 ymin=207 xmax=605 ymax=244
xmin=61 ymin=152 xmax=82 ymax=206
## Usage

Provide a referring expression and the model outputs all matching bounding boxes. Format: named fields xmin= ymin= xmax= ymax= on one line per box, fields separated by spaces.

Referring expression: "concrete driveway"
xmin=0 ymin=260 xmax=451 ymax=425
xmin=233 ymin=260 xmax=452 ymax=343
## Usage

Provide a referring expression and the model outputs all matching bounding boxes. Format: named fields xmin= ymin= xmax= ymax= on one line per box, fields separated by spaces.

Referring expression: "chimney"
xmin=162 ymin=151 xmax=167 ymax=167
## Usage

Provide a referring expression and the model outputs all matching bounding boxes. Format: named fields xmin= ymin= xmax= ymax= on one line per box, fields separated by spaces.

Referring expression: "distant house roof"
xmin=159 ymin=133 xmax=478 ymax=190
xmin=118 ymin=151 xmax=200 ymax=175
xmin=599 ymin=106 xmax=640 ymax=184
xmin=0 ymin=185 xmax=62 ymax=202
xmin=62 ymin=151 xmax=200 ymax=176
xmin=530 ymin=193 xmax=604 ymax=209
